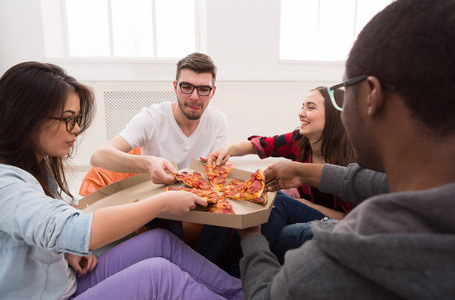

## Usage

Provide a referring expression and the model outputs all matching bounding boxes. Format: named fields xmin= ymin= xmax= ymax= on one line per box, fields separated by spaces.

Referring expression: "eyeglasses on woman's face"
xmin=48 ymin=115 xmax=83 ymax=132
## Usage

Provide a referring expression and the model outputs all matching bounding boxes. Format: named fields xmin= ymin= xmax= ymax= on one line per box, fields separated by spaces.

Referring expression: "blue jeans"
xmin=273 ymin=218 xmax=336 ymax=264
xmin=273 ymin=222 xmax=316 ymax=264
xmin=261 ymin=191 xmax=326 ymax=260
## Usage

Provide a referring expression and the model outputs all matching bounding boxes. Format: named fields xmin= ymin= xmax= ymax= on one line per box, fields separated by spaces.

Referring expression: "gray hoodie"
xmin=240 ymin=164 xmax=455 ymax=299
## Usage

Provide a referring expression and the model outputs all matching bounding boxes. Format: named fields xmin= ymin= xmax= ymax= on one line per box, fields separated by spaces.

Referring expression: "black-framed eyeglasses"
xmin=327 ymin=75 xmax=396 ymax=111
xmin=48 ymin=115 xmax=83 ymax=132
xmin=177 ymin=81 xmax=213 ymax=96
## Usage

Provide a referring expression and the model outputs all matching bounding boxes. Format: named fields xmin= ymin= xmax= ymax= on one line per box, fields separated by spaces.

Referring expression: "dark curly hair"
xmin=346 ymin=0 xmax=455 ymax=136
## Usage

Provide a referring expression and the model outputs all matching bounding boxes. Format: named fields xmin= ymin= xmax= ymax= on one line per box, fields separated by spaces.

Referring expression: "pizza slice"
xmin=202 ymin=164 xmax=231 ymax=192
xmin=173 ymin=172 xmax=196 ymax=186
xmin=248 ymin=192 xmax=268 ymax=205
xmin=206 ymin=196 xmax=235 ymax=214
xmin=165 ymin=186 xmax=220 ymax=204
xmin=241 ymin=169 xmax=265 ymax=200
xmin=174 ymin=171 xmax=212 ymax=190
xmin=222 ymin=178 xmax=246 ymax=200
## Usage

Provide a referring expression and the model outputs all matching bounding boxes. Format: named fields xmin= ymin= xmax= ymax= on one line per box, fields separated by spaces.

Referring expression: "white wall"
xmin=1 ymin=0 xmax=345 ymax=167
xmin=0 ymin=0 xmax=45 ymax=72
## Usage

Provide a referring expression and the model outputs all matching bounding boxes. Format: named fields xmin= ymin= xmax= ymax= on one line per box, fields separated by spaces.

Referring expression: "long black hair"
xmin=0 ymin=62 xmax=95 ymax=201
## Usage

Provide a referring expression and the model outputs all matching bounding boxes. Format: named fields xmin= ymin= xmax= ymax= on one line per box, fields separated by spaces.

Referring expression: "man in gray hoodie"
xmin=238 ymin=0 xmax=455 ymax=299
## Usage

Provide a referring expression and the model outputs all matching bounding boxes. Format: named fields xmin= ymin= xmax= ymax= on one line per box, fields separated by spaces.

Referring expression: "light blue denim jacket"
xmin=0 ymin=164 xmax=93 ymax=300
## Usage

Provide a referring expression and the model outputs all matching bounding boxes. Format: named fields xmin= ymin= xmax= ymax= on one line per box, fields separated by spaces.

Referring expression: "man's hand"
xmin=148 ymin=157 xmax=178 ymax=184
xmin=264 ymin=161 xmax=321 ymax=191
xmin=66 ymin=253 xmax=98 ymax=277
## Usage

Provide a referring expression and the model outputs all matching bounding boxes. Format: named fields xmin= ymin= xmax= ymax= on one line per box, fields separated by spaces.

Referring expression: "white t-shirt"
xmin=120 ymin=102 xmax=228 ymax=169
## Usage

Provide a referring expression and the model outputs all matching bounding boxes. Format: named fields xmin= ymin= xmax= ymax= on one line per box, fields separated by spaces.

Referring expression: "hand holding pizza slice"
xmin=165 ymin=187 xmax=220 ymax=204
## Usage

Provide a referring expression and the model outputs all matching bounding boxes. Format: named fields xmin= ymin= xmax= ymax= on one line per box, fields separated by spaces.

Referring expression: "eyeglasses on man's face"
xmin=48 ymin=115 xmax=83 ymax=132
xmin=177 ymin=81 xmax=213 ymax=96
xmin=327 ymin=75 xmax=396 ymax=111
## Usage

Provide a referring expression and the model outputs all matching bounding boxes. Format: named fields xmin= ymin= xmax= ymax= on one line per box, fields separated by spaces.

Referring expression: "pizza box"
xmin=75 ymin=159 xmax=276 ymax=229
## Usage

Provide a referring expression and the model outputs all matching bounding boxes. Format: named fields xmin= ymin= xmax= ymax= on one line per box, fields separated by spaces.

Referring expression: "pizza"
xmin=174 ymin=171 xmax=212 ymax=190
xmin=221 ymin=178 xmax=246 ymax=200
xmin=202 ymin=164 xmax=231 ymax=192
xmin=205 ymin=196 xmax=235 ymax=214
xmin=241 ymin=169 xmax=266 ymax=200
xmin=222 ymin=169 xmax=266 ymax=203
xmin=165 ymin=186 xmax=220 ymax=204
xmin=248 ymin=192 xmax=268 ymax=204
xmin=168 ymin=165 xmax=267 ymax=215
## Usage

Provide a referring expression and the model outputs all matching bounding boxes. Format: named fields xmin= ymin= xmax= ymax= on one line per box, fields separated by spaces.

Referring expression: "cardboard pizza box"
xmin=75 ymin=159 xmax=276 ymax=229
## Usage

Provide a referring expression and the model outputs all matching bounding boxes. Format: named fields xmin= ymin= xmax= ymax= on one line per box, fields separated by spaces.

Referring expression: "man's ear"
xmin=366 ymin=76 xmax=385 ymax=116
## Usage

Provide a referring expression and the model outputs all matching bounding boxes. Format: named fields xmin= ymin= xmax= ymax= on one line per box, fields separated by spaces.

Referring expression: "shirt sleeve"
xmin=319 ymin=163 xmax=390 ymax=205
xmin=119 ymin=107 xmax=154 ymax=150
xmin=249 ymin=132 xmax=297 ymax=160
xmin=239 ymin=234 xmax=280 ymax=300
xmin=0 ymin=170 xmax=92 ymax=256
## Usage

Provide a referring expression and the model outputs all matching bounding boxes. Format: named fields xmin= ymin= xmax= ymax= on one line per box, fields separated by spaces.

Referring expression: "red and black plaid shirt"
xmin=249 ymin=132 xmax=352 ymax=213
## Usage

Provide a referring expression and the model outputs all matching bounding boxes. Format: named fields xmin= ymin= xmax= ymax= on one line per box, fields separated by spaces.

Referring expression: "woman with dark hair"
xmin=0 ymin=62 xmax=243 ymax=299
xmin=208 ymin=86 xmax=354 ymax=216
xmin=206 ymin=86 xmax=355 ymax=261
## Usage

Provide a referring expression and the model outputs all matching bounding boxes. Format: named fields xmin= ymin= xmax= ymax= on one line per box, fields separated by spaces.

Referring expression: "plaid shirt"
xmin=249 ymin=132 xmax=352 ymax=212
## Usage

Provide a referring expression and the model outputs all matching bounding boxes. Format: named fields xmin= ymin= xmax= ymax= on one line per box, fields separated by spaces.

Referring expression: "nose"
xmin=190 ymin=88 xmax=200 ymax=98
xmin=71 ymin=122 xmax=82 ymax=134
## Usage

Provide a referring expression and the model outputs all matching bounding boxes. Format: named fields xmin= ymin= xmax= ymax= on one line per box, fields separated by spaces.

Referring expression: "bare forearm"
xmin=229 ymin=140 xmax=257 ymax=157
xmin=297 ymin=163 xmax=324 ymax=188
xmin=88 ymin=190 xmax=207 ymax=250
xmin=89 ymin=199 xmax=164 ymax=250
xmin=91 ymin=147 xmax=151 ymax=173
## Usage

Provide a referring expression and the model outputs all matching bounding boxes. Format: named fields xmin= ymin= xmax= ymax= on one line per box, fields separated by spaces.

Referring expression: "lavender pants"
xmin=73 ymin=228 xmax=244 ymax=300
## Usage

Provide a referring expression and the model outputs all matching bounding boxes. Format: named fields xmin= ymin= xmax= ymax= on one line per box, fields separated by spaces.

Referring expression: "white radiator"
xmin=103 ymin=90 xmax=175 ymax=139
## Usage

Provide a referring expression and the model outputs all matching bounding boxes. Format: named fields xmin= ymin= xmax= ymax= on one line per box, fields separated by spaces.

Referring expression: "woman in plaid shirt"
xmin=207 ymin=86 xmax=355 ymax=261
xmin=209 ymin=86 xmax=354 ymax=216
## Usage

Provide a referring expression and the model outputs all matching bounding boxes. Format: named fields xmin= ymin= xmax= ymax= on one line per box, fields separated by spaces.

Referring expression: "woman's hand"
xmin=206 ymin=145 xmax=231 ymax=165
xmin=66 ymin=253 xmax=98 ymax=277
xmin=159 ymin=191 xmax=208 ymax=215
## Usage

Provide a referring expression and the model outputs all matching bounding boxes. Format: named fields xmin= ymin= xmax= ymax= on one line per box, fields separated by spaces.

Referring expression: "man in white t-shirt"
xmin=91 ymin=52 xmax=227 ymax=183
xmin=90 ymin=53 xmax=241 ymax=277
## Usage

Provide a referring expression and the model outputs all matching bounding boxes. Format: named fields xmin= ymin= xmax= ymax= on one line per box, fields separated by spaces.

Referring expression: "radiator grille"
xmin=103 ymin=90 xmax=175 ymax=139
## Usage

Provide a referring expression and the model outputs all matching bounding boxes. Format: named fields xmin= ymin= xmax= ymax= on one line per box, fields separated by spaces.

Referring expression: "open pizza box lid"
xmin=75 ymin=159 xmax=276 ymax=229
